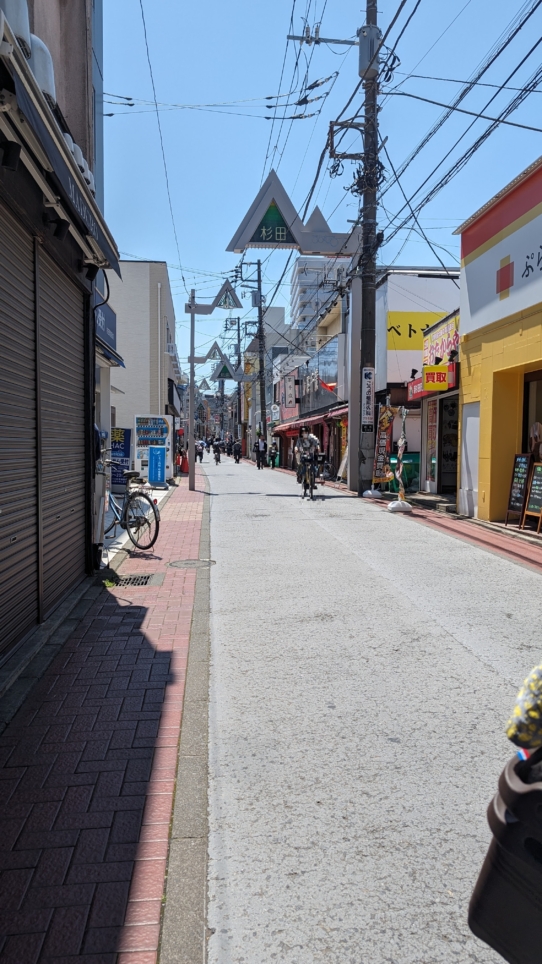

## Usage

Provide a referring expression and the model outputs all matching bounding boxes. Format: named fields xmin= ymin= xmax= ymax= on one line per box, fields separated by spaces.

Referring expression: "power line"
xmin=381 ymin=0 xmax=424 ymax=71
xmin=261 ymin=0 xmax=298 ymax=184
xmin=383 ymin=42 xmax=542 ymax=246
xmin=138 ymin=0 xmax=188 ymax=296
xmin=381 ymin=0 xmax=542 ymax=198
xmin=395 ymin=71 xmax=542 ymax=94
xmin=382 ymin=144 xmax=459 ymax=286
xmin=387 ymin=90 xmax=542 ymax=133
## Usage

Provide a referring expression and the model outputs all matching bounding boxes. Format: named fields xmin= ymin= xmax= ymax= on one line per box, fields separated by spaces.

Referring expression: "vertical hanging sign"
xmin=362 ymin=367 xmax=375 ymax=431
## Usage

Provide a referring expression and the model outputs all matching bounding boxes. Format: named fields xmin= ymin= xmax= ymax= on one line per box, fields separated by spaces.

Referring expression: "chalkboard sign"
xmin=522 ymin=463 xmax=542 ymax=533
xmin=506 ymin=454 xmax=532 ymax=525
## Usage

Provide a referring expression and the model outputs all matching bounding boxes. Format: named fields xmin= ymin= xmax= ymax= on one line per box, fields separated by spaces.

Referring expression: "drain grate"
xmin=117 ymin=574 xmax=154 ymax=587
xmin=168 ymin=559 xmax=215 ymax=569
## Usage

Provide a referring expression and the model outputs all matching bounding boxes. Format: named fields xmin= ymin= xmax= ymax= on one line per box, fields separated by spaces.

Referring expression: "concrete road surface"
xmin=207 ymin=458 xmax=534 ymax=964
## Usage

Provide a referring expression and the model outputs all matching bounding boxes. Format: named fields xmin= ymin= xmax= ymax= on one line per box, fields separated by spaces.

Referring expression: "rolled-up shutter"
xmin=0 ymin=203 xmax=38 ymax=657
xmin=39 ymin=248 xmax=86 ymax=615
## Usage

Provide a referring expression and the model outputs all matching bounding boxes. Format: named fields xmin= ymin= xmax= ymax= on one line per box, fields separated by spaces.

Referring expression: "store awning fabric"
xmin=96 ymin=339 xmax=125 ymax=368
xmin=13 ymin=75 xmax=121 ymax=276
xmin=274 ymin=405 xmax=348 ymax=433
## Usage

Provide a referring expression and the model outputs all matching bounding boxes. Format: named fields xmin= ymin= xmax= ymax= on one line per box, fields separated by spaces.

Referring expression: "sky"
xmin=103 ymin=0 xmax=542 ymax=373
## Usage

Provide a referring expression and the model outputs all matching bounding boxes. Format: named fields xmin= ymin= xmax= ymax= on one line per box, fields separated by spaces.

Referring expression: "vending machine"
xmin=134 ymin=415 xmax=173 ymax=481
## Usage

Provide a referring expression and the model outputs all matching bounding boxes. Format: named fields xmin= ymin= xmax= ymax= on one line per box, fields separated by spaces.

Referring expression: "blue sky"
xmin=103 ymin=1 xmax=542 ymax=369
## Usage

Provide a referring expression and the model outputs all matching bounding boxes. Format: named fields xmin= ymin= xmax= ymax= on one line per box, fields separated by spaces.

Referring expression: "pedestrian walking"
xmin=268 ymin=441 xmax=278 ymax=469
xmin=253 ymin=434 xmax=267 ymax=469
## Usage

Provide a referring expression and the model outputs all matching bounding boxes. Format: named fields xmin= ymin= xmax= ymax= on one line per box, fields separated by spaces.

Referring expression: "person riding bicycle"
xmin=233 ymin=439 xmax=242 ymax=464
xmin=294 ymin=426 xmax=320 ymax=484
xmin=213 ymin=441 xmax=221 ymax=463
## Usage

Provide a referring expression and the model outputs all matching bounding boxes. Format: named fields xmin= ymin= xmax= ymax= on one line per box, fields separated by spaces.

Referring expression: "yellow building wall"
xmin=460 ymin=301 xmax=542 ymax=521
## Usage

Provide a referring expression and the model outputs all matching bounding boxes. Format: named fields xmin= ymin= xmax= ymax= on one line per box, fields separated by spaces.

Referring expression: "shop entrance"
xmin=523 ymin=371 xmax=542 ymax=454
xmin=423 ymin=393 xmax=458 ymax=494
xmin=439 ymin=394 xmax=459 ymax=493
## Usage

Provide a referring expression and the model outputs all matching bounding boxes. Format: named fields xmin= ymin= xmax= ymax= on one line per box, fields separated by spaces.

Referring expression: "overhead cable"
xmin=387 ymin=90 xmax=542 ymax=133
xmin=382 ymin=0 xmax=542 ymax=197
xmin=138 ymin=0 xmax=188 ymax=296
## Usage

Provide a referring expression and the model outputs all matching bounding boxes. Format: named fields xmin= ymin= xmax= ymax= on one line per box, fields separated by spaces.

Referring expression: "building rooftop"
xmin=454 ymin=155 xmax=542 ymax=235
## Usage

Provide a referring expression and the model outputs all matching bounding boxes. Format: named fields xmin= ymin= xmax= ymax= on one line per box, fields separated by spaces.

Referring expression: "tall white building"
xmin=289 ymin=256 xmax=347 ymax=331
xmin=107 ymin=261 xmax=183 ymax=431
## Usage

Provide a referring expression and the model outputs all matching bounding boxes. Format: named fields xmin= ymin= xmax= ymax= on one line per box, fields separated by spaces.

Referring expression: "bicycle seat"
xmin=123 ymin=470 xmax=140 ymax=479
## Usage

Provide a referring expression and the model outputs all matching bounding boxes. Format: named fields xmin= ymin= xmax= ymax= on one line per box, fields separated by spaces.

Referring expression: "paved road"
xmin=206 ymin=458 xmax=537 ymax=964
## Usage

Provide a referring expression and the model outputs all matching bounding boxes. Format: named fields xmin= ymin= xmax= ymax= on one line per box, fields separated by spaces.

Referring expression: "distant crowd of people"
xmin=191 ymin=433 xmax=279 ymax=469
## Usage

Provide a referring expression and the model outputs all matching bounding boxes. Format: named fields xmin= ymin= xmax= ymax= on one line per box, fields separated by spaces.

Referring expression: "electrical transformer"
xmin=358 ymin=24 xmax=381 ymax=79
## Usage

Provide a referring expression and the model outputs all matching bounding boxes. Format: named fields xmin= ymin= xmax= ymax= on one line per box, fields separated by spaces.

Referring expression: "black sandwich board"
xmin=505 ymin=454 xmax=532 ymax=526
xmin=522 ymin=462 xmax=542 ymax=533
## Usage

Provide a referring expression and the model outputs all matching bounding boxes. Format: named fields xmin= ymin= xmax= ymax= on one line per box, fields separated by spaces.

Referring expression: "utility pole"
xmin=358 ymin=0 xmax=379 ymax=496
xmin=288 ymin=7 xmax=381 ymax=494
xmin=236 ymin=315 xmax=242 ymax=435
xmin=219 ymin=379 xmax=225 ymax=435
xmin=256 ymin=259 xmax=267 ymax=435
xmin=188 ymin=289 xmax=196 ymax=491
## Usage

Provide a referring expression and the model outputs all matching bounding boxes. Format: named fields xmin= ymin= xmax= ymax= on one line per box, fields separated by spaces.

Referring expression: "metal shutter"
xmin=39 ymin=248 xmax=86 ymax=615
xmin=0 ymin=202 xmax=39 ymax=657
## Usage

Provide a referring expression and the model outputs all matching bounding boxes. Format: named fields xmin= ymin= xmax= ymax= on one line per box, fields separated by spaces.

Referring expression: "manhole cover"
xmin=168 ymin=559 xmax=216 ymax=569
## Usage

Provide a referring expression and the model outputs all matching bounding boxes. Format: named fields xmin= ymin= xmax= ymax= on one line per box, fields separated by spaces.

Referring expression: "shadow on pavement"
xmin=0 ymin=587 xmax=173 ymax=960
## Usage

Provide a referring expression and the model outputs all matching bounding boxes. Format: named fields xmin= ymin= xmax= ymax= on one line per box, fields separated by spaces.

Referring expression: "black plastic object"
xmin=469 ymin=749 xmax=542 ymax=964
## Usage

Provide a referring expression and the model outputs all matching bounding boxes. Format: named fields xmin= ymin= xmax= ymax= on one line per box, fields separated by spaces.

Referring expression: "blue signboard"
xmin=94 ymin=300 xmax=117 ymax=351
xmin=148 ymin=446 xmax=167 ymax=488
xmin=110 ymin=428 xmax=131 ymax=488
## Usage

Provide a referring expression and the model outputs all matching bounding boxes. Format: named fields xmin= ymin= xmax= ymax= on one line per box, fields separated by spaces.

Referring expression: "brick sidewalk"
xmin=0 ymin=475 xmax=205 ymax=963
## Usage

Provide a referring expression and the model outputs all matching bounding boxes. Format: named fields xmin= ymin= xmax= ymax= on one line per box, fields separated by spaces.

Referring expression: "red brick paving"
xmin=0 ymin=475 xmax=204 ymax=962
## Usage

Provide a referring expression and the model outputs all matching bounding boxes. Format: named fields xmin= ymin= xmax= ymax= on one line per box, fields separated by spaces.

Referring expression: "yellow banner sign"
xmin=423 ymin=365 xmax=449 ymax=391
xmin=387 ymin=311 xmax=448 ymax=351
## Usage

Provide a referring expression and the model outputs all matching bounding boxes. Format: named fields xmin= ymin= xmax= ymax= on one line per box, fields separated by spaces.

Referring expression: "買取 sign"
xmin=422 ymin=365 xmax=449 ymax=391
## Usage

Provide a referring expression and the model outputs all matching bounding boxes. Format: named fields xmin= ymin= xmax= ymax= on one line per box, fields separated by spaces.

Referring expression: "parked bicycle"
xmin=104 ymin=465 xmax=160 ymax=550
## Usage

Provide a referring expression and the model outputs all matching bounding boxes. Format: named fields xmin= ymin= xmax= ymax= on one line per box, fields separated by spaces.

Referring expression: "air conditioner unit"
xmin=81 ymin=157 xmax=92 ymax=186
xmin=29 ymin=34 xmax=56 ymax=107
xmin=72 ymin=143 xmax=85 ymax=173
xmin=0 ymin=0 xmax=30 ymax=58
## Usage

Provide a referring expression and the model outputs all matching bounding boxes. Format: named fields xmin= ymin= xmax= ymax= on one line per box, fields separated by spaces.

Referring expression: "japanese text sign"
xmin=422 ymin=365 xmax=449 ymax=391
xmin=422 ymin=314 xmax=459 ymax=366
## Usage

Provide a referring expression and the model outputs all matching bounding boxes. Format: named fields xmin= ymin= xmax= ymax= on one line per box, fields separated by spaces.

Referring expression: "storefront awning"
xmin=274 ymin=405 xmax=348 ymax=433
xmin=12 ymin=74 xmax=121 ymax=276
xmin=96 ymin=339 xmax=125 ymax=368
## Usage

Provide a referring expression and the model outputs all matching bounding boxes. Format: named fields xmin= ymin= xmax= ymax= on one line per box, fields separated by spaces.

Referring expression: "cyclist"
xmin=294 ymin=426 xmax=320 ymax=484
xmin=294 ymin=425 xmax=320 ymax=495
xmin=213 ymin=441 xmax=221 ymax=464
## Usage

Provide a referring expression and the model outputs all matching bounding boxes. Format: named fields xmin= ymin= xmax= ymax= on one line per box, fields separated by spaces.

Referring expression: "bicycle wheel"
xmin=310 ymin=469 xmax=315 ymax=501
xmin=126 ymin=493 xmax=159 ymax=550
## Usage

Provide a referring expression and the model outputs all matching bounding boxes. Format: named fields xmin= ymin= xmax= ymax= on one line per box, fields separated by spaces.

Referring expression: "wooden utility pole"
xmin=358 ymin=0 xmax=379 ymax=495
